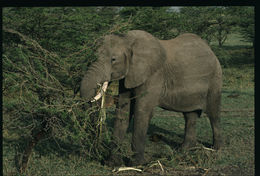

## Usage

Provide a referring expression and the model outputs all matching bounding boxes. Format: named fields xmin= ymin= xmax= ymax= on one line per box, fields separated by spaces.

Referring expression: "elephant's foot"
xmin=213 ymin=139 xmax=222 ymax=150
xmin=127 ymin=154 xmax=146 ymax=166
xmin=105 ymin=154 xmax=124 ymax=167
xmin=181 ymin=140 xmax=197 ymax=150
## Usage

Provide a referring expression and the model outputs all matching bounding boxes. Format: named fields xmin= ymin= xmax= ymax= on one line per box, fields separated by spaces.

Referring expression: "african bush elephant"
xmin=80 ymin=30 xmax=222 ymax=166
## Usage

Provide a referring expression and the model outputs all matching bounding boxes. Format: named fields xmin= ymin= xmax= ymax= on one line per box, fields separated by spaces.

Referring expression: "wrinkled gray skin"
xmin=80 ymin=30 xmax=222 ymax=166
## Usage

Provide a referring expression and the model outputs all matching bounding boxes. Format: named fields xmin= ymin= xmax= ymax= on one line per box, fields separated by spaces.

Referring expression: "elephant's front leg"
xmin=113 ymin=90 xmax=131 ymax=142
xmin=130 ymin=97 xmax=155 ymax=166
xmin=108 ymin=89 xmax=131 ymax=166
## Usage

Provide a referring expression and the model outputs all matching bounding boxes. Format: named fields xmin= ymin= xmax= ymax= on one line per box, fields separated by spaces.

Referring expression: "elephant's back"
xmin=160 ymin=33 xmax=217 ymax=76
xmin=159 ymin=34 xmax=220 ymax=112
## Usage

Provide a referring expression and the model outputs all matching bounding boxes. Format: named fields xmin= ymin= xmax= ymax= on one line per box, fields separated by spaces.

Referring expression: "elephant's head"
xmin=80 ymin=30 xmax=166 ymax=101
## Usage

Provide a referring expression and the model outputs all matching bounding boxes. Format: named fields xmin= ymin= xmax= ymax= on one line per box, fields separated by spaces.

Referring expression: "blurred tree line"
xmin=2 ymin=6 xmax=254 ymax=170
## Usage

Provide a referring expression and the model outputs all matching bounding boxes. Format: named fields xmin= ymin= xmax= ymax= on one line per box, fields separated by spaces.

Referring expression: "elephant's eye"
xmin=111 ymin=57 xmax=116 ymax=63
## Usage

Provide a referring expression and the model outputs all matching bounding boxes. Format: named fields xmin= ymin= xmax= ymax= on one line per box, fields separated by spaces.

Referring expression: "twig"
xmin=97 ymin=91 xmax=106 ymax=141
xmin=202 ymin=146 xmax=216 ymax=152
xmin=157 ymin=160 xmax=164 ymax=173
xmin=185 ymin=166 xmax=196 ymax=170
xmin=3 ymin=27 xmax=58 ymax=58
xmin=112 ymin=167 xmax=142 ymax=173
xmin=202 ymin=168 xmax=211 ymax=176
xmin=188 ymin=146 xmax=216 ymax=152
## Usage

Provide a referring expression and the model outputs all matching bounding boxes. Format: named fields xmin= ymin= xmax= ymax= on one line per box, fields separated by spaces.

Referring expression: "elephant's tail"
xmin=205 ymin=58 xmax=222 ymax=117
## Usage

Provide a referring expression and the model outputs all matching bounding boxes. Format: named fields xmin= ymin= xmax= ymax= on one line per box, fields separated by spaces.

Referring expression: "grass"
xmin=3 ymin=33 xmax=254 ymax=176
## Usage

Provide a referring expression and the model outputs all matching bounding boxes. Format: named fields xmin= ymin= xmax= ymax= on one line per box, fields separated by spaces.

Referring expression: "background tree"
xmin=226 ymin=6 xmax=254 ymax=47
xmin=178 ymin=6 xmax=238 ymax=46
xmin=210 ymin=7 xmax=237 ymax=47
xmin=119 ymin=7 xmax=179 ymax=39
xmin=178 ymin=7 xmax=218 ymax=43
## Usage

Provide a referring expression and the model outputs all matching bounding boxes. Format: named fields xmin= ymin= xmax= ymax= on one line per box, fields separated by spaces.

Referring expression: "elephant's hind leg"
xmin=182 ymin=111 xmax=199 ymax=149
xmin=207 ymin=92 xmax=222 ymax=150
xmin=208 ymin=113 xmax=222 ymax=150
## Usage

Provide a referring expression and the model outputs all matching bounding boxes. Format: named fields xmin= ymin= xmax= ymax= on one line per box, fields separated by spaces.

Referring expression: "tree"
xmin=178 ymin=7 xmax=237 ymax=46
xmin=3 ymin=7 xmax=124 ymax=173
xmin=211 ymin=7 xmax=237 ymax=47
xmin=178 ymin=7 xmax=217 ymax=43
xmin=225 ymin=7 xmax=254 ymax=46
xmin=119 ymin=7 xmax=179 ymax=39
xmin=237 ymin=7 xmax=254 ymax=46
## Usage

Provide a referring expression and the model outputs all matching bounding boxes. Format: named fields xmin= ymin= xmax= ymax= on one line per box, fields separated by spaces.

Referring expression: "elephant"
xmin=80 ymin=30 xmax=222 ymax=166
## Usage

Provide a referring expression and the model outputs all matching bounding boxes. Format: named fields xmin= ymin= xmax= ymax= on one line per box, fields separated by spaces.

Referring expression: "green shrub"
xmin=211 ymin=46 xmax=231 ymax=68
xmin=228 ymin=47 xmax=254 ymax=66
xmin=3 ymin=27 xmax=112 ymax=164
xmin=211 ymin=46 xmax=254 ymax=68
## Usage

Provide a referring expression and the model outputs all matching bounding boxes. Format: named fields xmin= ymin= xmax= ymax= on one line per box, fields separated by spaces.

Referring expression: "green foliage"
xmin=119 ymin=7 xmax=179 ymax=39
xmin=211 ymin=7 xmax=237 ymax=47
xmin=179 ymin=7 xmax=238 ymax=45
xmin=211 ymin=46 xmax=231 ymax=67
xmin=212 ymin=45 xmax=254 ymax=68
xmin=178 ymin=7 xmax=217 ymax=42
xmin=228 ymin=7 xmax=255 ymax=46
xmin=3 ymin=7 xmax=117 ymax=56
xmin=3 ymin=7 xmax=120 ymax=165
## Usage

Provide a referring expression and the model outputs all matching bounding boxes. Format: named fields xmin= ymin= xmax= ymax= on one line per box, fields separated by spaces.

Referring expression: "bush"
xmin=211 ymin=46 xmax=231 ymax=68
xmin=228 ymin=47 xmax=254 ymax=66
xmin=3 ymin=26 xmax=113 ymax=174
xmin=211 ymin=45 xmax=254 ymax=68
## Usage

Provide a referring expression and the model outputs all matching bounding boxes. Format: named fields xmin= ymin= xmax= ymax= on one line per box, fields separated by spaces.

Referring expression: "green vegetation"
xmin=3 ymin=7 xmax=254 ymax=176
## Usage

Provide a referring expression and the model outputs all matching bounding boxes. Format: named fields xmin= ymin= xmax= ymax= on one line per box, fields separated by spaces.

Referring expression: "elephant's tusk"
xmin=91 ymin=81 xmax=108 ymax=102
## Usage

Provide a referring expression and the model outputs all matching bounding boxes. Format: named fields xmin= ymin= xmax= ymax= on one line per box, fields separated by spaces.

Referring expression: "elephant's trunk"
xmin=80 ymin=61 xmax=111 ymax=102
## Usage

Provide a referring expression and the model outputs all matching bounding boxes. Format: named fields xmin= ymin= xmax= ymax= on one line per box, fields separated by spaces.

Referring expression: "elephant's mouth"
xmin=91 ymin=81 xmax=109 ymax=102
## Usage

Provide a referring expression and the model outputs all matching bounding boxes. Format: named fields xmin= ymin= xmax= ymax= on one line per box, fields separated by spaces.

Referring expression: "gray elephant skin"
xmin=80 ymin=30 xmax=222 ymax=166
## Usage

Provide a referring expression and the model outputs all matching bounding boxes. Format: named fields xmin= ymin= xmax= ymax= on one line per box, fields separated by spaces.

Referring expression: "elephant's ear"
xmin=124 ymin=30 xmax=166 ymax=88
